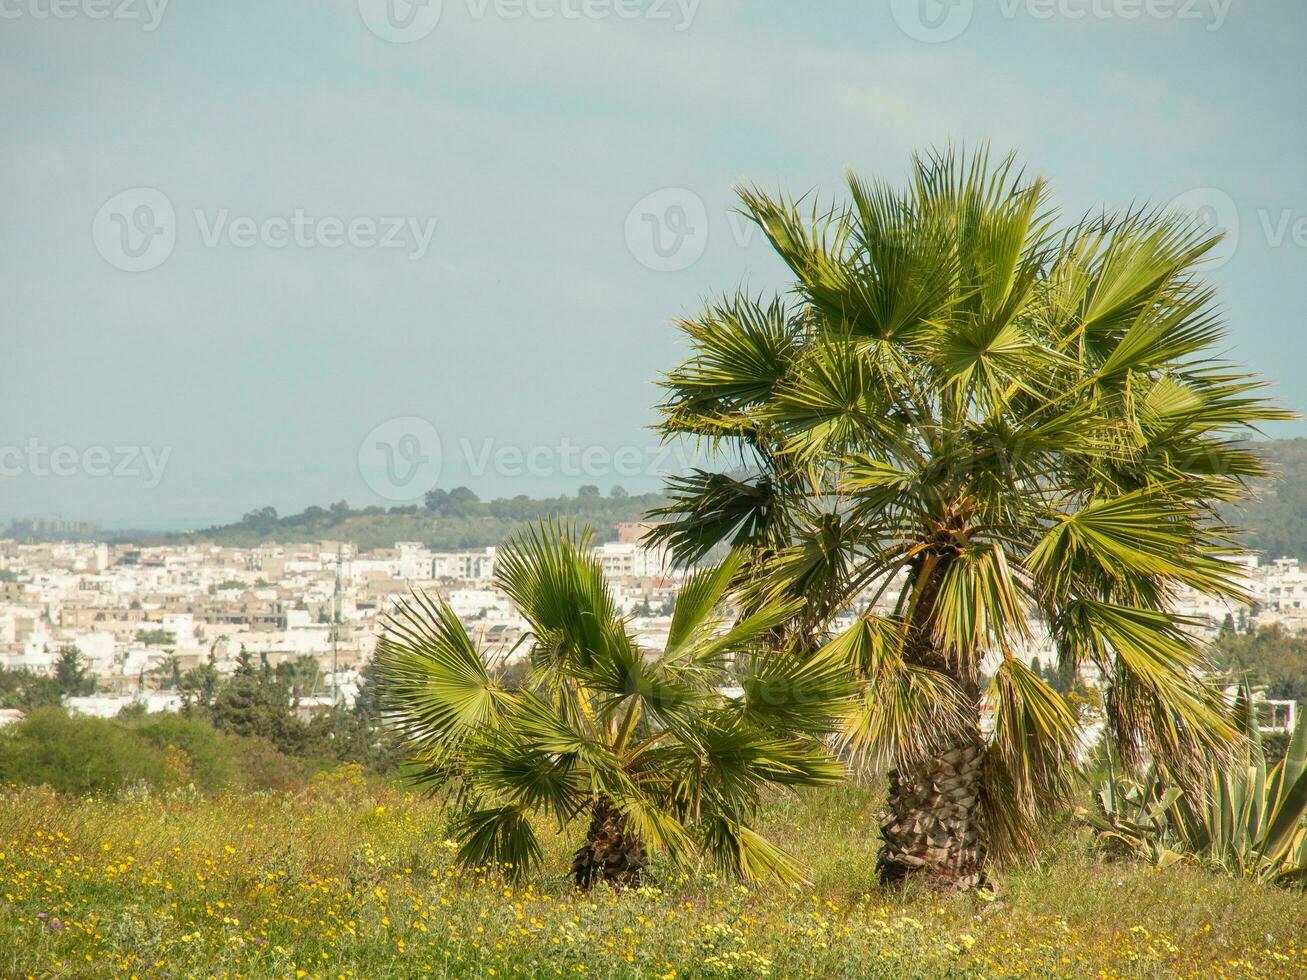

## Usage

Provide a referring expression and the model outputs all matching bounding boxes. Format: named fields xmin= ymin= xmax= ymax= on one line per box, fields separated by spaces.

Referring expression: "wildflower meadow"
xmin=2 ymin=769 xmax=1302 ymax=978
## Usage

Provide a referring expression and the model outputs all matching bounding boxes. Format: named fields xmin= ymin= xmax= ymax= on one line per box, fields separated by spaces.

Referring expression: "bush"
xmin=0 ymin=708 xmax=315 ymax=796
xmin=126 ymin=713 xmax=239 ymax=789
xmin=227 ymin=733 xmax=311 ymax=793
xmin=0 ymin=708 xmax=168 ymax=795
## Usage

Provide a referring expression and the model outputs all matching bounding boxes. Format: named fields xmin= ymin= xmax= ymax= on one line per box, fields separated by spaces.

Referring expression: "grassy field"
xmin=1 ymin=770 xmax=1303 ymax=979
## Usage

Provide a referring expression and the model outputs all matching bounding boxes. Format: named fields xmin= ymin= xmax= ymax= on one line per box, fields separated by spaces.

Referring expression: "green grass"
xmin=1 ymin=770 xmax=1303 ymax=978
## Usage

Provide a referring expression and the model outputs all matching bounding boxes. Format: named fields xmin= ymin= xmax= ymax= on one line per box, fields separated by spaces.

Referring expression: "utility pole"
xmin=331 ymin=543 xmax=343 ymax=712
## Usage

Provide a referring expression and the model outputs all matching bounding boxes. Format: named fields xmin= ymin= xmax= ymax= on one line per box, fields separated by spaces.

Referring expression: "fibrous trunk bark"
xmin=877 ymin=720 xmax=987 ymax=890
xmin=570 ymin=795 xmax=646 ymax=890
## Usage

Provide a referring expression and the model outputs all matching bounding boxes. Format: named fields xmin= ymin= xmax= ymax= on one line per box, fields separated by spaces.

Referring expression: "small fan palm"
xmin=372 ymin=521 xmax=853 ymax=888
xmin=652 ymin=147 xmax=1292 ymax=888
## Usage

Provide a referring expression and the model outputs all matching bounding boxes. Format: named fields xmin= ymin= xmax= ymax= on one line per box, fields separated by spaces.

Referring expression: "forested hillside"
xmin=130 ymin=489 xmax=666 ymax=552
xmin=17 ymin=439 xmax=1302 ymax=557
xmin=1231 ymin=438 xmax=1307 ymax=560
xmin=159 ymin=439 xmax=1307 ymax=558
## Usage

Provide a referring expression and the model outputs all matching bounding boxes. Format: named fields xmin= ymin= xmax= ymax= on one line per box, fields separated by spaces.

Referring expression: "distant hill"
xmin=1229 ymin=438 xmax=1307 ymax=561
xmin=125 ymin=491 xmax=668 ymax=552
xmin=162 ymin=439 xmax=1306 ymax=559
xmin=13 ymin=438 xmax=1307 ymax=559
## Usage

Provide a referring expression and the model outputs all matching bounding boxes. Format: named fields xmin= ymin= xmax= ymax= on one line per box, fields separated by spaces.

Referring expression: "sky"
xmin=2 ymin=0 xmax=1305 ymax=530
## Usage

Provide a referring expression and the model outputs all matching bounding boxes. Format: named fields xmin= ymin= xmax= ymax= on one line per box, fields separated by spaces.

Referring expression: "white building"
xmin=594 ymin=542 xmax=671 ymax=580
xmin=431 ymin=547 xmax=497 ymax=582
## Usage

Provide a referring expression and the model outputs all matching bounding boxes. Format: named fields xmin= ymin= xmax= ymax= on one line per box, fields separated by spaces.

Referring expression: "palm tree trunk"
xmin=570 ymin=795 xmax=647 ymax=890
xmin=877 ymin=718 xmax=987 ymax=890
xmin=877 ymin=549 xmax=988 ymax=890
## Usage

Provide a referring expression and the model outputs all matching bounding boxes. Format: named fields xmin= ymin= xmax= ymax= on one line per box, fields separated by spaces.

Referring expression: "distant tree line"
xmin=1212 ymin=621 xmax=1307 ymax=705
xmin=1226 ymin=438 xmax=1307 ymax=561
xmin=133 ymin=488 xmax=665 ymax=552
xmin=27 ymin=438 xmax=1295 ymax=557
xmin=0 ymin=646 xmax=95 ymax=710
xmin=173 ymin=647 xmax=401 ymax=771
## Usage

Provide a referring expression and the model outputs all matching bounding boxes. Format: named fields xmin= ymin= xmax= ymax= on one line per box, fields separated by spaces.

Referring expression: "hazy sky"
xmin=3 ymin=0 xmax=1305 ymax=529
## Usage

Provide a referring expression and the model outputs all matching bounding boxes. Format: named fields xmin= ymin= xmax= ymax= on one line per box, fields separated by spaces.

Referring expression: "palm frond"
xmin=701 ymin=817 xmax=807 ymax=884
xmin=825 ymin=617 xmax=969 ymax=769
xmin=646 ymin=471 xmax=783 ymax=567
xmin=983 ymin=658 xmax=1081 ymax=860
xmin=932 ymin=543 xmax=1028 ymax=662
xmin=734 ymin=639 xmax=858 ymax=734
xmin=664 ymin=549 xmax=746 ymax=653
xmin=451 ymin=805 xmax=543 ymax=880
xmin=374 ymin=591 xmax=511 ymax=754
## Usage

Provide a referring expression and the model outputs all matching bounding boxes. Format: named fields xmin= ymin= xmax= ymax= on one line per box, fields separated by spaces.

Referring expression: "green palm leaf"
xmin=374 ymin=590 xmax=511 ymax=752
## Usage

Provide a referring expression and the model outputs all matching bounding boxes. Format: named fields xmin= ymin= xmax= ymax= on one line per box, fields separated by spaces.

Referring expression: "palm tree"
xmin=276 ymin=653 xmax=322 ymax=701
xmin=151 ymin=652 xmax=183 ymax=691
xmin=372 ymin=521 xmax=852 ymax=888
xmin=651 ymin=147 xmax=1291 ymax=889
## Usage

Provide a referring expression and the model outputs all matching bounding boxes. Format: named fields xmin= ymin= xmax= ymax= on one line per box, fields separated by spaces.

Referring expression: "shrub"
xmin=0 ymin=708 xmax=167 ymax=795
xmin=0 ymin=708 xmax=314 ymax=796
xmin=126 ymin=713 xmax=239 ymax=790
xmin=226 ymin=733 xmax=311 ymax=793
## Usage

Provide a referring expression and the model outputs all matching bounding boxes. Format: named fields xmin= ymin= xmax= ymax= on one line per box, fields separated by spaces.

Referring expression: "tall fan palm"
xmin=373 ymin=522 xmax=852 ymax=888
xmin=651 ymin=147 xmax=1292 ymax=889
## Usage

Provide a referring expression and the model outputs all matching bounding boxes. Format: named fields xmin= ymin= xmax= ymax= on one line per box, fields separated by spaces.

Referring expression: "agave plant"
xmin=1084 ymin=704 xmax=1307 ymax=885
xmin=1079 ymin=761 xmax=1186 ymax=869
xmin=372 ymin=522 xmax=853 ymax=888
xmin=651 ymin=146 xmax=1292 ymax=888
xmin=1183 ymin=711 xmax=1307 ymax=883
